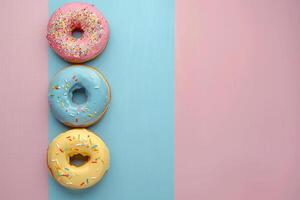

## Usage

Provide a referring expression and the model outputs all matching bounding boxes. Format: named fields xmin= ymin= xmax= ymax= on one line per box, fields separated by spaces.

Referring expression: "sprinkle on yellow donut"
xmin=47 ymin=129 xmax=110 ymax=190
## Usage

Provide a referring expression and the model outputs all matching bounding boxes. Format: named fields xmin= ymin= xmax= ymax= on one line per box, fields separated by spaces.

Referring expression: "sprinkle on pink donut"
xmin=47 ymin=3 xmax=109 ymax=63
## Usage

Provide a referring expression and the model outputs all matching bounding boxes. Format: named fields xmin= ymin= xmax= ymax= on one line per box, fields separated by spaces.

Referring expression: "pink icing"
xmin=47 ymin=3 xmax=109 ymax=63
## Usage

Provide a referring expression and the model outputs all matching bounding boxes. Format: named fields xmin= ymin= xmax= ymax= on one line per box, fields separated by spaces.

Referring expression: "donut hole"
xmin=71 ymin=86 xmax=87 ymax=105
xmin=69 ymin=154 xmax=90 ymax=167
xmin=72 ymin=28 xmax=84 ymax=39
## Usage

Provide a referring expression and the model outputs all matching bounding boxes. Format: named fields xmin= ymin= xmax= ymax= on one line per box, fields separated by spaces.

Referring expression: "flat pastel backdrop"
xmin=48 ymin=0 xmax=174 ymax=200
xmin=1 ymin=0 xmax=300 ymax=200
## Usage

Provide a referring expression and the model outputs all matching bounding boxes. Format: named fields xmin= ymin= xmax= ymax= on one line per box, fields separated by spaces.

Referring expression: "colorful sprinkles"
xmin=47 ymin=4 xmax=108 ymax=62
xmin=49 ymin=131 xmax=108 ymax=189
xmin=48 ymin=68 xmax=110 ymax=126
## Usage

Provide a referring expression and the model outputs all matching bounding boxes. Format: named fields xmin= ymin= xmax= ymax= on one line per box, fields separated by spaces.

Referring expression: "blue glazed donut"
xmin=48 ymin=65 xmax=111 ymax=127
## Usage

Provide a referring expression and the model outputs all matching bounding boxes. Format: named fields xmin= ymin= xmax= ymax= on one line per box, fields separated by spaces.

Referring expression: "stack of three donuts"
xmin=47 ymin=3 xmax=111 ymax=190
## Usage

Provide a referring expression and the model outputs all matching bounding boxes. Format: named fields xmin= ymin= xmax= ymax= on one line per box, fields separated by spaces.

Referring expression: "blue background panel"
xmin=48 ymin=0 xmax=174 ymax=200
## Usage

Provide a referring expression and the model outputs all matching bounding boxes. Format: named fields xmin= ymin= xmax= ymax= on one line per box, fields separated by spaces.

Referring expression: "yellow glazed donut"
xmin=47 ymin=129 xmax=110 ymax=190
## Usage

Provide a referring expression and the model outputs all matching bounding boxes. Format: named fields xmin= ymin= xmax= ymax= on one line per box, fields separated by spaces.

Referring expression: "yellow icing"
xmin=47 ymin=129 xmax=110 ymax=190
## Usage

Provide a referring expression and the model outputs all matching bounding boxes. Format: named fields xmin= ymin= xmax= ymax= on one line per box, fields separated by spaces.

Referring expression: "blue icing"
xmin=48 ymin=65 xmax=111 ymax=127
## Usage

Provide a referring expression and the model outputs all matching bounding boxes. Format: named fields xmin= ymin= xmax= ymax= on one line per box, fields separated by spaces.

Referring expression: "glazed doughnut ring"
xmin=47 ymin=129 xmax=110 ymax=190
xmin=48 ymin=65 xmax=111 ymax=127
xmin=47 ymin=2 xmax=109 ymax=63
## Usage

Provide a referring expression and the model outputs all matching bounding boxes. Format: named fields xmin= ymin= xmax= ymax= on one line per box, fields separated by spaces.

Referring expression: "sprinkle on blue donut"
xmin=48 ymin=65 xmax=111 ymax=127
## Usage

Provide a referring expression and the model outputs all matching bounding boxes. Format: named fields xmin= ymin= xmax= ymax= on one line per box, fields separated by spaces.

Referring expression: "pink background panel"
xmin=176 ymin=0 xmax=300 ymax=200
xmin=0 ymin=0 xmax=48 ymax=199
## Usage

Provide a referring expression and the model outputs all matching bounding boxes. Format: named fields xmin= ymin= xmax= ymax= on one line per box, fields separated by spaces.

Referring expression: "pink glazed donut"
xmin=47 ymin=3 xmax=109 ymax=63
